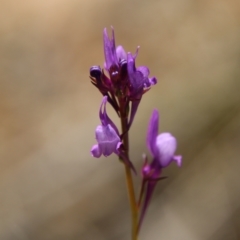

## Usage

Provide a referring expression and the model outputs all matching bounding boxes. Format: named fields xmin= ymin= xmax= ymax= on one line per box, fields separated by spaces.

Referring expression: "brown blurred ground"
xmin=0 ymin=0 xmax=240 ymax=239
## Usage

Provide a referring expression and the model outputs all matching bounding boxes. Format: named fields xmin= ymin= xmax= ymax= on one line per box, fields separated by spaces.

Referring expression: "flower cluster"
xmin=90 ymin=27 xmax=157 ymax=128
xmin=89 ymin=27 xmax=182 ymax=236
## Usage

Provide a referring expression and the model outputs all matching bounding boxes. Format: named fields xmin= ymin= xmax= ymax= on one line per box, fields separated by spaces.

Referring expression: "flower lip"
xmin=96 ymin=124 xmax=121 ymax=157
xmin=91 ymin=144 xmax=102 ymax=158
xmin=155 ymin=133 xmax=177 ymax=167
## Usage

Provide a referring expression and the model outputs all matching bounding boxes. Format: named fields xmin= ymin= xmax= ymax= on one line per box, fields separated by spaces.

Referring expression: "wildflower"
xmin=138 ymin=109 xmax=181 ymax=231
xmin=127 ymin=52 xmax=157 ymax=128
xmin=90 ymin=27 xmax=157 ymax=130
xmin=103 ymin=27 xmax=157 ymax=93
xmin=91 ymin=96 xmax=136 ymax=173
xmin=146 ymin=110 xmax=181 ymax=168
xmin=91 ymin=96 xmax=121 ymax=157
xmin=127 ymin=51 xmax=157 ymax=100
xmin=103 ymin=27 xmax=157 ymax=128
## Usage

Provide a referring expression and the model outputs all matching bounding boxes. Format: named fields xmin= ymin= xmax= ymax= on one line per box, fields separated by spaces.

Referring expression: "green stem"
xmin=120 ymin=115 xmax=138 ymax=240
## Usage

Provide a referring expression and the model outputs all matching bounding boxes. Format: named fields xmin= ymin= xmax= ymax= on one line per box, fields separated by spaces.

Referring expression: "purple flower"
xmin=91 ymin=96 xmax=136 ymax=173
xmin=138 ymin=109 xmax=181 ymax=232
xmin=92 ymin=27 xmax=158 ymax=131
xmin=127 ymin=51 xmax=157 ymax=100
xmin=127 ymin=51 xmax=157 ymax=129
xmin=103 ymin=27 xmax=157 ymax=95
xmin=146 ymin=109 xmax=181 ymax=168
xmin=91 ymin=96 xmax=121 ymax=158
xmin=103 ymin=27 xmax=157 ymax=96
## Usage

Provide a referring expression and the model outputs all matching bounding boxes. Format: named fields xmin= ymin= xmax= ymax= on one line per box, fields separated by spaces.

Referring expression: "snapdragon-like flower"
xmin=127 ymin=51 xmax=157 ymax=99
xmin=127 ymin=51 xmax=157 ymax=128
xmin=138 ymin=109 xmax=182 ymax=231
xmin=91 ymin=96 xmax=121 ymax=158
xmin=91 ymin=96 xmax=136 ymax=173
xmin=146 ymin=110 xmax=181 ymax=168
xmin=90 ymin=27 xmax=157 ymax=130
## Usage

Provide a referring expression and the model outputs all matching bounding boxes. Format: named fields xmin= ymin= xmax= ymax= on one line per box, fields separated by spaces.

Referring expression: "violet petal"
xmin=91 ymin=144 xmax=102 ymax=158
xmin=137 ymin=66 xmax=150 ymax=78
xmin=103 ymin=27 xmax=118 ymax=70
xmin=127 ymin=53 xmax=144 ymax=96
xmin=155 ymin=133 xmax=177 ymax=167
xmin=116 ymin=45 xmax=127 ymax=61
xmin=99 ymin=96 xmax=119 ymax=135
xmin=149 ymin=77 xmax=157 ymax=85
xmin=95 ymin=125 xmax=120 ymax=157
xmin=173 ymin=155 xmax=182 ymax=167
xmin=147 ymin=109 xmax=159 ymax=157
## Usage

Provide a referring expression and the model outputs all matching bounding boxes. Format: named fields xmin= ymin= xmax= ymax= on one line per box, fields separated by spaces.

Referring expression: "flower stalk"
xmin=119 ymin=102 xmax=138 ymax=240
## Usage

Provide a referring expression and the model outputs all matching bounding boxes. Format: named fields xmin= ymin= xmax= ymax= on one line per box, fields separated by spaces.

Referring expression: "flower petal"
xmin=155 ymin=133 xmax=177 ymax=167
xmin=137 ymin=67 xmax=157 ymax=88
xmin=95 ymin=125 xmax=120 ymax=157
xmin=91 ymin=144 xmax=102 ymax=158
xmin=173 ymin=155 xmax=182 ymax=167
xmin=99 ymin=96 xmax=108 ymax=125
xmin=147 ymin=110 xmax=159 ymax=157
xmin=149 ymin=77 xmax=157 ymax=85
xmin=99 ymin=96 xmax=119 ymax=135
xmin=103 ymin=27 xmax=118 ymax=70
xmin=137 ymin=66 xmax=149 ymax=78
xmin=127 ymin=53 xmax=144 ymax=96
xmin=116 ymin=45 xmax=127 ymax=61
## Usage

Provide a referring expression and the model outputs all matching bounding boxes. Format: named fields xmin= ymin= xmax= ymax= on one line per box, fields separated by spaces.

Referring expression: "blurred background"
xmin=0 ymin=0 xmax=240 ymax=239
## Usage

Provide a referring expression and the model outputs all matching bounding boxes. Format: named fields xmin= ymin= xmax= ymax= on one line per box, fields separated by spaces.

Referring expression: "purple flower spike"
xmin=91 ymin=96 xmax=121 ymax=157
xmin=138 ymin=110 xmax=181 ymax=232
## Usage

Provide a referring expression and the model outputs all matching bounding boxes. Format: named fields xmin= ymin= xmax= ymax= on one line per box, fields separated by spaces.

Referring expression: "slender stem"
xmin=120 ymin=114 xmax=138 ymax=240
xmin=137 ymin=180 xmax=146 ymax=209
